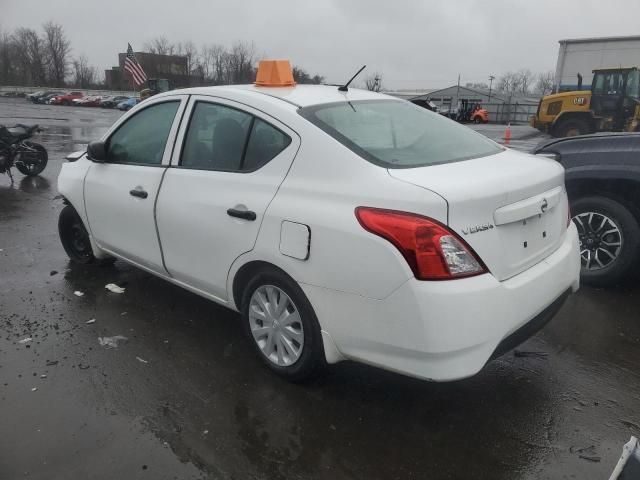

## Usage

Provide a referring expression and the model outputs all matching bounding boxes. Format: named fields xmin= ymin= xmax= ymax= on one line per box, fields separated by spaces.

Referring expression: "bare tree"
xmin=177 ymin=40 xmax=198 ymax=76
xmin=0 ymin=29 xmax=15 ymax=85
xmin=72 ymin=55 xmax=96 ymax=88
xmin=226 ymin=41 xmax=255 ymax=84
xmin=13 ymin=28 xmax=47 ymax=86
xmin=144 ymin=36 xmax=175 ymax=56
xmin=364 ymin=72 xmax=383 ymax=92
xmin=516 ymin=68 xmax=534 ymax=94
xmin=42 ymin=21 xmax=71 ymax=87
xmin=534 ymin=70 xmax=555 ymax=95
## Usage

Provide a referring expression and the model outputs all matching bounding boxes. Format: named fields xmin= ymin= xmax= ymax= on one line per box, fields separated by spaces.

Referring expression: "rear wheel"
xmin=555 ymin=117 xmax=590 ymax=137
xmin=571 ymin=196 xmax=640 ymax=286
xmin=58 ymin=205 xmax=115 ymax=265
xmin=241 ymin=268 xmax=325 ymax=381
xmin=15 ymin=142 xmax=47 ymax=176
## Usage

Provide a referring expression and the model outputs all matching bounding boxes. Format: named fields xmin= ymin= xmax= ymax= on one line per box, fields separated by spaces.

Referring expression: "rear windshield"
xmin=299 ymin=100 xmax=502 ymax=168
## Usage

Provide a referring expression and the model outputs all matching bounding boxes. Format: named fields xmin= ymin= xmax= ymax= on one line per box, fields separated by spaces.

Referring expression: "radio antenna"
xmin=338 ymin=65 xmax=366 ymax=92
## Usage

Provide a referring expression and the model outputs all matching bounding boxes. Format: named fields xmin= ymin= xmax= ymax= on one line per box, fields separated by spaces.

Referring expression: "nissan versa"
xmin=57 ymin=62 xmax=581 ymax=382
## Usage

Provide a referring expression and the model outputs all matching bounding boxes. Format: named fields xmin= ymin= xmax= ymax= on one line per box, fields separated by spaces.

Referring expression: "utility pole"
xmin=488 ymin=75 xmax=495 ymax=102
xmin=455 ymin=73 xmax=461 ymax=112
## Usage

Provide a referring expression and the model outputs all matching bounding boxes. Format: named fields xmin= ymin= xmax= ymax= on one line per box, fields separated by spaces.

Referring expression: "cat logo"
xmin=573 ymin=97 xmax=587 ymax=106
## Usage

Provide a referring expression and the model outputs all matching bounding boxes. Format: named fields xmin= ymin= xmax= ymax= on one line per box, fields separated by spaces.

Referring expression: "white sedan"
xmin=58 ymin=76 xmax=580 ymax=381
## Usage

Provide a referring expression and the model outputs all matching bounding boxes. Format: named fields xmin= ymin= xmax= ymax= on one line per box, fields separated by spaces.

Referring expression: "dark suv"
xmin=533 ymin=133 xmax=640 ymax=286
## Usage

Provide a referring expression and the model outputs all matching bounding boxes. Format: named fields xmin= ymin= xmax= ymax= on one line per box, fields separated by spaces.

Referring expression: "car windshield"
xmin=299 ymin=99 xmax=502 ymax=168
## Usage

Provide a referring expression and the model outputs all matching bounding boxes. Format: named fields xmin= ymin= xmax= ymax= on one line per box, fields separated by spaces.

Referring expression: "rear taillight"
xmin=355 ymin=207 xmax=487 ymax=280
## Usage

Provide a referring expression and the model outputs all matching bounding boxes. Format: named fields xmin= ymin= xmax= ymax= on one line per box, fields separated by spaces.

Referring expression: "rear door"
xmin=155 ymin=95 xmax=300 ymax=301
xmin=84 ymin=96 xmax=187 ymax=272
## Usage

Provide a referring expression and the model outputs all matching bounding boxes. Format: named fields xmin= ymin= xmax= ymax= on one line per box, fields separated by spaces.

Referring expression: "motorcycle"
xmin=0 ymin=124 xmax=48 ymax=183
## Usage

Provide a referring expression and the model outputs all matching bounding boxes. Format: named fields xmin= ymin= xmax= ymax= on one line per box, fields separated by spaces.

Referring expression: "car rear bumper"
xmin=301 ymin=224 xmax=580 ymax=381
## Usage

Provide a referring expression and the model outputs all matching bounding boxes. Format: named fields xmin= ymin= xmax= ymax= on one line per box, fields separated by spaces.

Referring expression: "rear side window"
xmin=181 ymin=101 xmax=291 ymax=172
xmin=244 ymin=119 xmax=291 ymax=170
xmin=299 ymin=100 xmax=502 ymax=168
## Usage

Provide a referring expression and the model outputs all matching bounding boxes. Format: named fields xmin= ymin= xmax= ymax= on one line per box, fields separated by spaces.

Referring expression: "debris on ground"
xmin=18 ymin=337 xmax=32 ymax=344
xmin=85 ymin=319 xmax=96 ymax=324
xmin=98 ymin=335 xmax=128 ymax=348
xmin=105 ymin=283 xmax=125 ymax=294
xmin=620 ymin=419 xmax=640 ymax=431
xmin=514 ymin=350 xmax=549 ymax=358
xmin=73 ymin=291 xmax=84 ymax=297
xmin=136 ymin=356 xmax=148 ymax=364
xmin=31 ymin=387 xmax=37 ymax=392
xmin=46 ymin=360 xmax=58 ymax=366
xmin=571 ymin=445 xmax=601 ymax=462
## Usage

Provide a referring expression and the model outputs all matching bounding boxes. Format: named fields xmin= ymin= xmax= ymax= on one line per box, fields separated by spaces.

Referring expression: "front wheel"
xmin=15 ymin=142 xmax=48 ymax=176
xmin=571 ymin=196 xmax=640 ymax=286
xmin=241 ymin=268 xmax=326 ymax=381
xmin=58 ymin=205 xmax=115 ymax=266
xmin=555 ymin=117 xmax=590 ymax=137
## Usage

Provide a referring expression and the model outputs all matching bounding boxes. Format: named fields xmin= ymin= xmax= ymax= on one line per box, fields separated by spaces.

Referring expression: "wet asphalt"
xmin=0 ymin=96 xmax=639 ymax=480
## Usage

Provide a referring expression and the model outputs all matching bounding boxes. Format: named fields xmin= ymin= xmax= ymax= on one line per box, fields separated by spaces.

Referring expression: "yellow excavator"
xmin=139 ymin=78 xmax=171 ymax=101
xmin=531 ymin=67 xmax=640 ymax=137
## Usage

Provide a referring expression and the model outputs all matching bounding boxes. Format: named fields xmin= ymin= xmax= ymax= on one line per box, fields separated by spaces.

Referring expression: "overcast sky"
xmin=5 ymin=0 xmax=640 ymax=89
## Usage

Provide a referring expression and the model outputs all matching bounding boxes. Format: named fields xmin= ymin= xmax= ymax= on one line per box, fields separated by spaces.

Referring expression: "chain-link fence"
xmin=483 ymin=101 xmax=538 ymax=124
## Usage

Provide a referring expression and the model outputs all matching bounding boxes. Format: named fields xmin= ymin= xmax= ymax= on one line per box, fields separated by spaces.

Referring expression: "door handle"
xmin=227 ymin=208 xmax=256 ymax=221
xmin=129 ymin=188 xmax=148 ymax=199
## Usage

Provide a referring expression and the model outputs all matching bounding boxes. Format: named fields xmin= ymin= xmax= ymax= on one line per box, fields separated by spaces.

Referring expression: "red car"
xmin=50 ymin=92 xmax=84 ymax=106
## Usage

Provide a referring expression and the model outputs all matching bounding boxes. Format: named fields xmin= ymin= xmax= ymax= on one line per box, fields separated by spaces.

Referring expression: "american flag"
xmin=124 ymin=44 xmax=147 ymax=86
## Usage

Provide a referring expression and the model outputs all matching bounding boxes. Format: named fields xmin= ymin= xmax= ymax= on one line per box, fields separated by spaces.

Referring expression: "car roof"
xmin=161 ymin=84 xmax=398 ymax=108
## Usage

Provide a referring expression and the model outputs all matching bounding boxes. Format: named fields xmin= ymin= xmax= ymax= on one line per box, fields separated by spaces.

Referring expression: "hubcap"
xmin=68 ymin=221 xmax=91 ymax=258
xmin=248 ymin=285 xmax=304 ymax=367
xmin=573 ymin=212 xmax=623 ymax=271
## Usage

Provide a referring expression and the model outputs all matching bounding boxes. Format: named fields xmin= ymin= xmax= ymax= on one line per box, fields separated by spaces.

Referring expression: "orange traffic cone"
xmin=503 ymin=123 xmax=512 ymax=145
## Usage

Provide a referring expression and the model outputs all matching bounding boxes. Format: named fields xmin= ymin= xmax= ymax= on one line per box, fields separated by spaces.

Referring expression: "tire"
xmin=241 ymin=267 xmax=326 ymax=381
xmin=15 ymin=142 xmax=47 ymax=176
xmin=58 ymin=205 xmax=115 ymax=266
xmin=554 ymin=117 xmax=590 ymax=137
xmin=571 ymin=196 xmax=640 ymax=287
xmin=473 ymin=116 xmax=482 ymax=124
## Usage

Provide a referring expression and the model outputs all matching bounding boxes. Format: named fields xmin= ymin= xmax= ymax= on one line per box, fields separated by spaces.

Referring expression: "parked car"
xmin=116 ymin=97 xmax=138 ymax=111
xmin=43 ymin=92 xmax=64 ymax=104
xmin=32 ymin=91 xmax=63 ymax=104
xmin=100 ymin=96 xmax=129 ymax=108
xmin=57 ymin=73 xmax=580 ymax=382
xmin=533 ymin=133 xmax=640 ymax=286
xmin=26 ymin=90 xmax=45 ymax=102
xmin=74 ymin=95 xmax=102 ymax=107
xmin=50 ymin=92 xmax=84 ymax=106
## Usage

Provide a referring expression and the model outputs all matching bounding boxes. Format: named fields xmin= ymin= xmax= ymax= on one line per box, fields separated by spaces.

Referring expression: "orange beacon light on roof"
xmin=255 ymin=60 xmax=296 ymax=87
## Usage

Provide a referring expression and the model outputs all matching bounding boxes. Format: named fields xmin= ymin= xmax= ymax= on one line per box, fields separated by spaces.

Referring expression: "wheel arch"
xmin=231 ymin=260 xmax=292 ymax=312
xmin=566 ymin=177 xmax=640 ymax=221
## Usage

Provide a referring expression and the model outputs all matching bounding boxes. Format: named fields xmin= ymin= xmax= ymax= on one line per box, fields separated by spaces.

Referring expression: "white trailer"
xmin=555 ymin=35 xmax=640 ymax=91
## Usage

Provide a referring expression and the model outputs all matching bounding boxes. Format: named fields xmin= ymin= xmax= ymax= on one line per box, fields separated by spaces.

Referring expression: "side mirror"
xmin=87 ymin=140 xmax=107 ymax=163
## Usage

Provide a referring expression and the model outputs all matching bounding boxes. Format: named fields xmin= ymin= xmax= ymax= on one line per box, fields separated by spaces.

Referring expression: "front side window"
xmin=108 ymin=101 xmax=179 ymax=165
xmin=181 ymin=102 xmax=291 ymax=171
xmin=299 ymin=100 xmax=502 ymax=168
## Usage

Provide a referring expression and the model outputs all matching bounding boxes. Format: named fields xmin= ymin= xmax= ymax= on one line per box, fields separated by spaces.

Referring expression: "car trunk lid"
xmin=388 ymin=149 xmax=568 ymax=281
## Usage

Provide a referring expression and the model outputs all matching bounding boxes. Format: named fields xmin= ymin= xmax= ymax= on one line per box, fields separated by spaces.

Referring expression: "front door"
xmin=84 ymin=97 xmax=185 ymax=272
xmin=155 ymin=96 xmax=300 ymax=301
